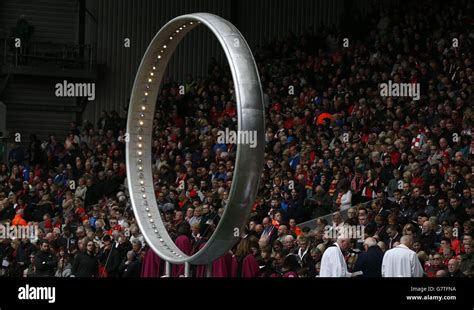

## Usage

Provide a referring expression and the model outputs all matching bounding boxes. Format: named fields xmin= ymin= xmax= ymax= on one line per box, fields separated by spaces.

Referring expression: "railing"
xmin=297 ymin=198 xmax=378 ymax=229
xmin=0 ymin=37 xmax=96 ymax=71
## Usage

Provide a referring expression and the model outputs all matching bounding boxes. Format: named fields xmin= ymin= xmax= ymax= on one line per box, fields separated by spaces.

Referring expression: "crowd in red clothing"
xmin=0 ymin=0 xmax=473 ymax=277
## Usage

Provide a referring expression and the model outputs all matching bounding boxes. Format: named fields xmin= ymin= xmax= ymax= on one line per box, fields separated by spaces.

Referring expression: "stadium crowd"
xmin=0 ymin=0 xmax=472 ymax=277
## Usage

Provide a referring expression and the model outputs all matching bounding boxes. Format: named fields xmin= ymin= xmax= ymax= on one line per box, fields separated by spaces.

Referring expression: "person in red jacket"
xmin=289 ymin=218 xmax=302 ymax=237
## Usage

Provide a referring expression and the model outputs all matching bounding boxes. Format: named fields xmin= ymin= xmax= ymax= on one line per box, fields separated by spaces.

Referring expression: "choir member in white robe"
xmin=381 ymin=235 xmax=424 ymax=277
xmin=320 ymin=237 xmax=353 ymax=277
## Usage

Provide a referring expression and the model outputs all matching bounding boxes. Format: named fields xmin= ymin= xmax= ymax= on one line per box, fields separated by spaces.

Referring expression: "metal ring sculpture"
xmin=126 ymin=13 xmax=265 ymax=265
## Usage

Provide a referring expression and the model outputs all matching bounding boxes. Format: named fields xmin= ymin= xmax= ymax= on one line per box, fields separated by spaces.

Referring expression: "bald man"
xmin=320 ymin=236 xmax=353 ymax=277
xmin=353 ymin=237 xmax=384 ymax=277
xmin=381 ymin=235 xmax=424 ymax=277
xmin=447 ymin=259 xmax=464 ymax=277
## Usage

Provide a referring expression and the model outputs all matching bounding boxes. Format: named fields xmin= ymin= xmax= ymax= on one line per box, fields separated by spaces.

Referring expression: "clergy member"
xmin=381 ymin=235 xmax=424 ymax=277
xmin=320 ymin=236 xmax=352 ymax=277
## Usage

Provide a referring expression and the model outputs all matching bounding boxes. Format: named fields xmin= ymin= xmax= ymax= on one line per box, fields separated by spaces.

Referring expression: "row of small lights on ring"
xmin=135 ymin=20 xmax=198 ymax=259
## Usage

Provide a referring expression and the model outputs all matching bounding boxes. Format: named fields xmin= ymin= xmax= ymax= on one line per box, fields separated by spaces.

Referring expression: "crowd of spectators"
xmin=0 ymin=0 xmax=472 ymax=277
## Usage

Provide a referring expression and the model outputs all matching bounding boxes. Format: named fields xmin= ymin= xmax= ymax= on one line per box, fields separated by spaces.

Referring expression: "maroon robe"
xmin=195 ymin=247 xmax=236 ymax=278
xmin=230 ymin=254 xmax=238 ymax=277
xmin=241 ymin=254 xmax=261 ymax=278
xmin=172 ymin=235 xmax=192 ymax=277
xmin=212 ymin=252 xmax=235 ymax=277
xmin=194 ymin=243 xmax=207 ymax=277
xmin=141 ymin=248 xmax=162 ymax=277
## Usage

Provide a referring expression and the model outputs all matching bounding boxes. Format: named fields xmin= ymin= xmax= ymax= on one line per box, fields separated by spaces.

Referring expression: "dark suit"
xmin=34 ymin=250 xmax=58 ymax=277
xmin=120 ymin=259 xmax=142 ymax=277
xmin=448 ymin=270 xmax=465 ymax=278
xmin=420 ymin=231 xmax=437 ymax=252
xmin=72 ymin=252 xmax=98 ymax=277
xmin=384 ymin=233 xmax=401 ymax=249
xmin=353 ymin=246 xmax=384 ymax=277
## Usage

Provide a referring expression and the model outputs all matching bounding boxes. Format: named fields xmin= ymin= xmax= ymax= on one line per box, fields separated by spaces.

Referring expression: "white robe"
xmin=320 ymin=243 xmax=352 ymax=277
xmin=381 ymin=244 xmax=423 ymax=277
xmin=340 ymin=191 xmax=352 ymax=210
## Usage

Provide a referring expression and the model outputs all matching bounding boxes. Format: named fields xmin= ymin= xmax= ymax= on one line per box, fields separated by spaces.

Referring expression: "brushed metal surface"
xmin=126 ymin=13 xmax=264 ymax=265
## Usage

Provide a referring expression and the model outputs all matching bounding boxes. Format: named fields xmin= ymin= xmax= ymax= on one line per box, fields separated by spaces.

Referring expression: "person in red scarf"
xmin=271 ymin=211 xmax=282 ymax=229
xmin=439 ymin=155 xmax=450 ymax=176
xmin=361 ymin=169 xmax=380 ymax=200
xmin=14 ymin=196 xmax=28 ymax=214
xmin=104 ymin=218 xmax=122 ymax=236
xmin=351 ymin=168 xmax=365 ymax=198
xmin=410 ymin=163 xmax=425 ymax=188
xmin=425 ymin=253 xmax=444 ymax=278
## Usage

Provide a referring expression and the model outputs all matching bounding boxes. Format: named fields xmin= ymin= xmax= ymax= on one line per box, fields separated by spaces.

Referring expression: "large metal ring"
xmin=126 ymin=13 xmax=265 ymax=265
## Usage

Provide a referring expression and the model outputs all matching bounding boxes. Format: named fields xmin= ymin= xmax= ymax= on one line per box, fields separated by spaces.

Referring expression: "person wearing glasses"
xmin=71 ymin=241 xmax=98 ymax=277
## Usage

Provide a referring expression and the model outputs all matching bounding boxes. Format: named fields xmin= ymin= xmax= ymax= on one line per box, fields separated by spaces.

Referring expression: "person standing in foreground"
xmin=381 ymin=235 xmax=424 ymax=277
xmin=353 ymin=237 xmax=384 ymax=277
xmin=320 ymin=236 xmax=353 ymax=277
